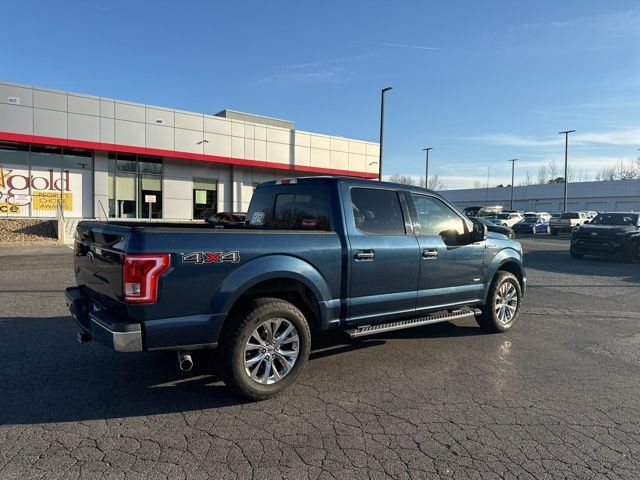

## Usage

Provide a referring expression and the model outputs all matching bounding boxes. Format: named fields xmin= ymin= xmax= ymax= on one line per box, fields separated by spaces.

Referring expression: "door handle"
xmin=354 ymin=250 xmax=375 ymax=261
xmin=422 ymin=248 xmax=438 ymax=259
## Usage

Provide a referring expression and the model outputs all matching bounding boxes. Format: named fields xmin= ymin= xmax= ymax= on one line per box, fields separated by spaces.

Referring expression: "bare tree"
xmin=548 ymin=159 xmax=559 ymax=178
xmin=536 ymin=165 xmax=548 ymax=185
xmin=595 ymin=158 xmax=640 ymax=181
xmin=473 ymin=180 xmax=483 ymax=189
xmin=427 ymin=175 xmax=445 ymax=191
xmin=387 ymin=174 xmax=416 ymax=185
xmin=520 ymin=170 xmax=533 ymax=186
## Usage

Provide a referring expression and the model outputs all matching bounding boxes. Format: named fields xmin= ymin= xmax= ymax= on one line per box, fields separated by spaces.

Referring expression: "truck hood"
xmin=575 ymin=224 xmax=637 ymax=235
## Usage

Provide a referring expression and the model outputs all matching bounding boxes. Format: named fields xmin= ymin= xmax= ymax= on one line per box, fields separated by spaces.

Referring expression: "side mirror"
xmin=469 ymin=218 xmax=487 ymax=243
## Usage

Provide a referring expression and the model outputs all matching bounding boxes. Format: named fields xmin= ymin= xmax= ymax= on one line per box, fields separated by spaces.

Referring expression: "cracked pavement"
xmin=1 ymin=238 xmax=639 ymax=479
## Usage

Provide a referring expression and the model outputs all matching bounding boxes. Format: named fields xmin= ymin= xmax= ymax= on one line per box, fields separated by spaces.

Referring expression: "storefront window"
xmin=0 ymin=142 xmax=30 ymax=217
xmin=63 ymin=149 xmax=93 ymax=218
xmin=108 ymin=153 xmax=163 ymax=219
xmin=193 ymin=178 xmax=217 ymax=219
xmin=28 ymin=146 xmax=62 ymax=219
xmin=0 ymin=143 xmax=92 ymax=218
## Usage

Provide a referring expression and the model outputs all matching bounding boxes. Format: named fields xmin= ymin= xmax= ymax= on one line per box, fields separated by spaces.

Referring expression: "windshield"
xmin=496 ymin=213 xmax=509 ymax=219
xmin=560 ymin=212 xmax=579 ymax=219
xmin=590 ymin=213 xmax=638 ymax=226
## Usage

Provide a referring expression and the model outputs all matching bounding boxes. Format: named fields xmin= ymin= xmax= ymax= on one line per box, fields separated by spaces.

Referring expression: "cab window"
xmin=351 ymin=188 xmax=406 ymax=235
xmin=411 ymin=194 xmax=467 ymax=244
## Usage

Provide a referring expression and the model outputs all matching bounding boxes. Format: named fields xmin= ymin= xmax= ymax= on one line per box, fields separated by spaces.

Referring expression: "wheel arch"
xmin=212 ymin=255 xmax=335 ymax=341
xmin=482 ymin=251 xmax=526 ymax=303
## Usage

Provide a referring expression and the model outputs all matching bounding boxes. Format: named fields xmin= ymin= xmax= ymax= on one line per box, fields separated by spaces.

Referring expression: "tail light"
xmin=123 ymin=254 xmax=171 ymax=303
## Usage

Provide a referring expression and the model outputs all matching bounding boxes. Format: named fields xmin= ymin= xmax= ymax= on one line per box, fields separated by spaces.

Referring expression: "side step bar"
xmin=345 ymin=307 xmax=481 ymax=338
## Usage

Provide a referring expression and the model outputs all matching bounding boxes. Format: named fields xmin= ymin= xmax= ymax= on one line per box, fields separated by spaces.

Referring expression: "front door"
xmin=408 ymin=192 xmax=485 ymax=312
xmin=345 ymin=186 xmax=420 ymax=323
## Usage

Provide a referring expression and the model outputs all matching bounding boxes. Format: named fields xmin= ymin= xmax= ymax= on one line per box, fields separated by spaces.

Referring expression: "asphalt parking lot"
xmin=1 ymin=237 xmax=640 ymax=479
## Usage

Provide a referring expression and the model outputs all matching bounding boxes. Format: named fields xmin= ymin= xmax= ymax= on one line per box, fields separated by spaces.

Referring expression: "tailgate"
xmin=74 ymin=222 xmax=128 ymax=312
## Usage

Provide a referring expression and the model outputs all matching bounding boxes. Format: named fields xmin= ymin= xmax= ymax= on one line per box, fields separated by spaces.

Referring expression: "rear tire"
xmin=219 ymin=297 xmax=311 ymax=400
xmin=476 ymin=271 xmax=522 ymax=333
xmin=570 ymin=245 xmax=584 ymax=259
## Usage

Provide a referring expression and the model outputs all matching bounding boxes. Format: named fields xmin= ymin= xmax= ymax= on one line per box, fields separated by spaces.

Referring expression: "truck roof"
xmin=259 ymin=176 xmax=438 ymax=194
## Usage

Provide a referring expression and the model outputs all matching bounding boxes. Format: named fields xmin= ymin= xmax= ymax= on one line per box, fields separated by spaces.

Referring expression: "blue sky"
xmin=2 ymin=0 xmax=639 ymax=189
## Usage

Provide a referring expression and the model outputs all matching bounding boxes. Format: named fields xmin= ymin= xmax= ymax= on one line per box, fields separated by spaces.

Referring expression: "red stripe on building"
xmin=0 ymin=131 xmax=379 ymax=179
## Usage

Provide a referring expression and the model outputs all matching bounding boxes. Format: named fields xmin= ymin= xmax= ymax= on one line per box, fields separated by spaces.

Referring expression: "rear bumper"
xmin=65 ymin=287 xmax=143 ymax=352
xmin=90 ymin=311 xmax=143 ymax=352
xmin=65 ymin=286 xmax=222 ymax=352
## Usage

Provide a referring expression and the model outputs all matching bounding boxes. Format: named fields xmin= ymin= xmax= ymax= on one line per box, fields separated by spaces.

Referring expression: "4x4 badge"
xmin=182 ymin=251 xmax=240 ymax=264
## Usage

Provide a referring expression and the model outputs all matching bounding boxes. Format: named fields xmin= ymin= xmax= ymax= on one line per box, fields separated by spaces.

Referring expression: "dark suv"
xmin=570 ymin=212 xmax=640 ymax=262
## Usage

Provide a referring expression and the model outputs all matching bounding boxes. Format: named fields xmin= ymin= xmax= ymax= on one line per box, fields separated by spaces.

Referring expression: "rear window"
xmin=560 ymin=212 xmax=579 ymax=219
xmin=246 ymin=185 xmax=331 ymax=230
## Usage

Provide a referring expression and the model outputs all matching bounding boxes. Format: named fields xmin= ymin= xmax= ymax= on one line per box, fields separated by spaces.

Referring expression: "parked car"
xmin=471 ymin=217 xmax=515 ymax=238
xmin=512 ymin=217 xmax=551 ymax=235
xmin=549 ymin=211 xmax=590 ymax=235
xmin=463 ymin=205 xmax=504 ymax=218
xmin=66 ymin=177 xmax=526 ymax=400
xmin=206 ymin=212 xmax=247 ymax=228
xmin=570 ymin=212 xmax=640 ymax=262
xmin=524 ymin=211 xmax=551 ymax=222
xmin=493 ymin=212 xmax=524 ymax=227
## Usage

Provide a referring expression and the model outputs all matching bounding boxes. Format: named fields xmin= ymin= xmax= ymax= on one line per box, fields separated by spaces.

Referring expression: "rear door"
xmin=343 ymin=185 xmax=420 ymax=323
xmin=406 ymin=192 xmax=485 ymax=312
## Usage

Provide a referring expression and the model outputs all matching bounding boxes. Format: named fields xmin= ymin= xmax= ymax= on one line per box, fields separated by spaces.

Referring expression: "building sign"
xmin=145 ymin=194 xmax=156 ymax=203
xmin=0 ymin=162 xmax=79 ymax=216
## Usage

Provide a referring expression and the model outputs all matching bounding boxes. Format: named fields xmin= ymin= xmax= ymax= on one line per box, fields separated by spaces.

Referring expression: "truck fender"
xmin=212 ymin=254 xmax=333 ymax=325
xmin=481 ymin=248 xmax=525 ymax=302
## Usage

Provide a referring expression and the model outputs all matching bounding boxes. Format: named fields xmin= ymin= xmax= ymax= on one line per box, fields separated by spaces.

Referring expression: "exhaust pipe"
xmin=177 ymin=351 xmax=193 ymax=372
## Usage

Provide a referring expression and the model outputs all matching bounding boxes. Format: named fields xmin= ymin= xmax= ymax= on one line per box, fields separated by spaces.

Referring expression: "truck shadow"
xmin=523 ymin=247 xmax=640 ymax=283
xmin=0 ymin=316 xmax=481 ymax=425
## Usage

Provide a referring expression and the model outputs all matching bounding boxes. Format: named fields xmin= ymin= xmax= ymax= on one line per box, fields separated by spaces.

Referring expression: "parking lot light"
xmin=558 ymin=130 xmax=576 ymax=212
xmin=508 ymin=159 xmax=518 ymax=210
xmin=422 ymin=147 xmax=433 ymax=188
xmin=378 ymin=87 xmax=392 ymax=180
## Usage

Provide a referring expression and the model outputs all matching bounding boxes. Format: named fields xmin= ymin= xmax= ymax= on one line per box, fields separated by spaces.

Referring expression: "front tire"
xmin=219 ymin=298 xmax=311 ymax=400
xmin=477 ymin=271 xmax=522 ymax=333
xmin=570 ymin=245 xmax=584 ymax=259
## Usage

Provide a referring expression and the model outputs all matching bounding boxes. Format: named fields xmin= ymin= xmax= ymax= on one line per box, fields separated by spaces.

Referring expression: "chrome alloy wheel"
xmin=494 ymin=282 xmax=518 ymax=324
xmin=244 ymin=318 xmax=299 ymax=385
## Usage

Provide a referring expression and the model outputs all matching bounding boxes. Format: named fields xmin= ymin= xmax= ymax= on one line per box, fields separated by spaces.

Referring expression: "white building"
xmin=0 ymin=80 xmax=379 ymax=220
xmin=441 ymin=179 xmax=640 ymax=213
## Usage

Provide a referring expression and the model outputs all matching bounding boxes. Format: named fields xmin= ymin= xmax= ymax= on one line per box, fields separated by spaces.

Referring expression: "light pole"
xmin=422 ymin=147 xmax=433 ymax=188
xmin=378 ymin=87 xmax=392 ymax=180
xmin=558 ymin=130 xmax=576 ymax=212
xmin=508 ymin=159 xmax=518 ymax=210
xmin=485 ymin=165 xmax=491 ymax=206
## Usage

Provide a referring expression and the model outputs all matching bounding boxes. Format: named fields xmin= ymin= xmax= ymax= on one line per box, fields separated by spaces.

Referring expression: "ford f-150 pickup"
xmin=66 ymin=177 xmax=526 ymax=399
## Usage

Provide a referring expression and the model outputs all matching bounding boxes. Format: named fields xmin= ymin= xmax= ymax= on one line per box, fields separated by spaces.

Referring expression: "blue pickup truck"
xmin=66 ymin=177 xmax=526 ymax=399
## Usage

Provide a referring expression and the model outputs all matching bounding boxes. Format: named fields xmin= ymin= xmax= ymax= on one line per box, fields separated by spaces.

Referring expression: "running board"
xmin=345 ymin=307 xmax=481 ymax=338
